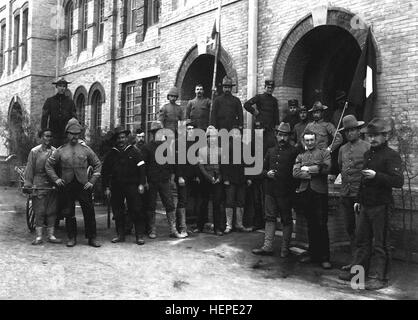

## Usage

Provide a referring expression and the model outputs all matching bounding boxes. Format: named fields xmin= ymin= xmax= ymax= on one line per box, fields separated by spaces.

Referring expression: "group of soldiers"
xmin=23 ymin=76 xmax=404 ymax=291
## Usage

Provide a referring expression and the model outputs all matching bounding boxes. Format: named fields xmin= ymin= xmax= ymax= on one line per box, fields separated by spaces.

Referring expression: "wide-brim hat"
xmin=52 ymin=77 xmax=71 ymax=86
xmin=338 ymin=115 xmax=365 ymax=132
xmin=275 ymin=122 xmax=291 ymax=134
xmin=309 ymin=101 xmax=328 ymax=112
xmin=149 ymin=121 xmax=164 ymax=132
xmin=360 ymin=118 xmax=391 ymax=134
xmin=222 ymin=76 xmax=236 ymax=87
xmin=65 ymin=118 xmax=83 ymax=134
xmin=112 ymin=126 xmax=131 ymax=139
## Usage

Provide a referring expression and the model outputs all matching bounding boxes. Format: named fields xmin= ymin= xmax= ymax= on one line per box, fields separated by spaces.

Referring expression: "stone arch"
xmin=88 ymin=81 xmax=106 ymax=105
xmin=74 ymin=85 xmax=87 ymax=126
xmin=175 ymin=44 xmax=239 ymax=99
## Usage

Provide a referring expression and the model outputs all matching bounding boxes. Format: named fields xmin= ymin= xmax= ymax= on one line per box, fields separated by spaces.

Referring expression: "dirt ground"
xmin=0 ymin=187 xmax=417 ymax=300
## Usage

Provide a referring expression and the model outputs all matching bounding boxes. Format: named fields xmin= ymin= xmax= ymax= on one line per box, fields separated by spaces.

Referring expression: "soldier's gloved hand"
xmin=105 ymin=188 xmax=111 ymax=199
xmin=224 ymin=180 xmax=230 ymax=186
xmin=178 ymin=177 xmax=186 ymax=187
xmin=354 ymin=203 xmax=361 ymax=214
xmin=83 ymin=182 xmax=94 ymax=190
xmin=138 ymin=185 xmax=145 ymax=194
xmin=55 ymin=179 xmax=65 ymax=187
xmin=267 ymin=170 xmax=276 ymax=179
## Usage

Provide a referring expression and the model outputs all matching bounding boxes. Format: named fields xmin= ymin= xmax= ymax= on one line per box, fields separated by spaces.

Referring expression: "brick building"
xmin=0 ymin=0 xmax=417 ymax=166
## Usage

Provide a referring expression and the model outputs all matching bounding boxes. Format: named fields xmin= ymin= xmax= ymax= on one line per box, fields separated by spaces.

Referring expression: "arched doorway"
xmin=273 ymin=8 xmax=379 ymax=120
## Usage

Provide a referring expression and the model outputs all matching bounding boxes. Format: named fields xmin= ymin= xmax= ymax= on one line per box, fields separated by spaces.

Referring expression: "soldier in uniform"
xmin=24 ymin=128 xmax=61 ymax=245
xmin=41 ymin=78 xmax=77 ymax=148
xmin=243 ymin=79 xmax=279 ymax=154
xmin=283 ymin=99 xmax=300 ymax=131
xmin=293 ymin=130 xmax=332 ymax=269
xmin=102 ymin=127 xmax=146 ymax=245
xmin=252 ymin=123 xmax=298 ymax=257
xmin=141 ymin=121 xmax=185 ymax=239
xmin=185 ymin=84 xmax=211 ymax=131
xmin=159 ymin=87 xmax=184 ymax=134
xmin=339 ymin=118 xmax=404 ymax=290
xmin=337 ymin=115 xmax=370 ymax=270
xmin=210 ymin=76 xmax=243 ymax=131
xmin=293 ymin=105 xmax=309 ymax=150
xmin=45 ymin=118 xmax=102 ymax=248
xmin=304 ymin=101 xmax=343 ymax=153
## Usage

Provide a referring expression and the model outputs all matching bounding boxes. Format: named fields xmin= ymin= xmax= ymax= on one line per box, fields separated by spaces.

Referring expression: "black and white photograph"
xmin=0 ymin=0 xmax=417 ymax=304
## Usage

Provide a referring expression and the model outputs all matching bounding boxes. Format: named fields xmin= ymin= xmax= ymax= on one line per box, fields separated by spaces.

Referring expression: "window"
xmin=66 ymin=1 xmax=73 ymax=52
xmin=0 ymin=23 xmax=5 ymax=75
xmin=14 ymin=14 xmax=20 ymax=69
xmin=145 ymin=78 xmax=159 ymax=133
xmin=81 ymin=0 xmax=88 ymax=50
xmin=22 ymin=9 xmax=28 ymax=64
xmin=146 ymin=0 xmax=160 ymax=27
xmin=125 ymin=83 xmax=135 ymax=130
xmin=76 ymin=94 xmax=86 ymax=126
xmin=97 ymin=0 xmax=104 ymax=43
xmin=92 ymin=91 xmax=102 ymax=130
xmin=126 ymin=0 xmax=137 ymax=34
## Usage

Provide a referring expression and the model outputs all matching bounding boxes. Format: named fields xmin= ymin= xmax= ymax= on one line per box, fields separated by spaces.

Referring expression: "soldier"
xmin=283 ymin=99 xmax=300 ymax=131
xmin=102 ymin=127 xmax=146 ymax=245
xmin=293 ymin=105 xmax=309 ymax=150
xmin=197 ymin=126 xmax=224 ymax=236
xmin=243 ymin=79 xmax=279 ymax=154
xmin=41 ymin=78 xmax=77 ymax=148
xmin=222 ymin=127 xmax=252 ymax=234
xmin=210 ymin=76 xmax=243 ymax=131
xmin=159 ymin=86 xmax=184 ymax=134
xmin=185 ymin=84 xmax=211 ymax=131
xmin=23 ymin=128 xmax=61 ymax=245
xmin=304 ymin=101 xmax=343 ymax=153
xmin=339 ymin=118 xmax=404 ymax=290
xmin=141 ymin=121 xmax=185 ymax=239
xmin=337 ymin=115 xmax=370 ymax=270
xmin=252 ymin=123 xmax=298 ymax=257
xmin=293 ymin=130 xmax=332 ymax=269
xmin=45 ymin=118 xmax=102 ymax=247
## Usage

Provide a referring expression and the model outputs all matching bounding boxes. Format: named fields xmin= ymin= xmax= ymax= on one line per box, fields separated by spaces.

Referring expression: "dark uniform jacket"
xmin=186 ymin=97 xmax=211 ymax=131
xmin=210 ymin=93 xmax=243 ymax=130
xmin=175 ymin=140 xmax=199 ymax=180
xmin=263 ymin=143 xmax=298 ymax=196
xmin=101 ymin=145 xmax=146 ymax=188
xmin=243 ymin=93 xmax=279 ymax=130
xmin=358 ymin=143 xmax=404 ymax=207
xmin=283 ymin=113 xmax=299 ymax=131
xmin=142 ymin=140 xmax=173 ymax=183
xmin=304 ymin=119 xmax=343 ymax=152
xmin=158 ymin=102 xmax=184 ymax=133
xmin=41 ymin=94 xmax=77 ymax=138
xmin=220 ymin=142 xmax=247 ymax=185
xmin=293 ymin=120 xmax=309 ymax=149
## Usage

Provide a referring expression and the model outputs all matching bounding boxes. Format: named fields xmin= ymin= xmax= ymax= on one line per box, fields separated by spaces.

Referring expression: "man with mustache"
xmin=186 ymin=84 xmax=211 ymax=131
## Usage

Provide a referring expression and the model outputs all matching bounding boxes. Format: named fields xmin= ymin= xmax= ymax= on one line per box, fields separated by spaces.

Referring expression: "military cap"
xmin=288 ymin=99 xmax=299 ymax=107
xmin=136 ymin=128 xmax=144 ymax=135
xmin=38 ymin=128 xmax=53 ymax=139
xmin=299 ymin=105 xmax=308 ymax=112
xmin=338 ymin=115 xmax=365 ymax=132
xmin=65 ymin=118 xmax=82 ymax=134
xmin=167 ymin=86 xmax=179 ymax=98
xmin=308 ymin=101 xmax=328 ymax=112
xmin=112 ymin=126 xmax=131 ymax=139
xmin=52 ymin=77 xmax=71 ymax=86
xmin=222 ymin=76 xmax=236 ymax=87
xmin=275 ymin=122 xmax=291 ymax=134
xmin=360 ymin=118 xmax=391 ymax=134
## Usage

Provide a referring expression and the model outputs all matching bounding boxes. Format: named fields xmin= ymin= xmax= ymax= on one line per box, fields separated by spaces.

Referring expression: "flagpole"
xmin=210 ymin=1 xmax=222 ymax=106
xmin=329 ymin=101 xmax=347 ymax=152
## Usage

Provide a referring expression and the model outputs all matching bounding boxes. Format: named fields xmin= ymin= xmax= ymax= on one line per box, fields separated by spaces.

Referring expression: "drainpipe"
xmin=109 ymin=0 xmax=118 ymax=129
xmin=246 ymin=0 xmax=258 ymax=130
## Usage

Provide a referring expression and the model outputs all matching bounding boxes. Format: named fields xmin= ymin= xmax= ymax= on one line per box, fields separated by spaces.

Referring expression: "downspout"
xmin=109 ymin=0 xmax=118 ymax=129
xmin=246 ymin=0 xmax=258 ymax=130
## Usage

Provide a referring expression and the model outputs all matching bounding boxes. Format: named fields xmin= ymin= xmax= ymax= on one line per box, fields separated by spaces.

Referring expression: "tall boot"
xmin=47 ymin=226 xmax=62 ymax=244
xmin=166 ymin=211 xmax=185 ymax=238
xmin=280 ymin=224 xmax=293 ymax=258
xmin=32 ymin=227 xmax=43 ymax=245
xmin=224 ymin=208 xmax=234 ymax=234
xmin=252 ymin=221 xmax=276 ymax=255
xmin=235 ymin=207 xmax=252 ymax=232
xmin=147 ymin=211 xmax=157 ymax=239
xmin=178 ymin=208 xmax=188 ymax=238
xmin=66 ymin=217 xmax=77 ymax=247
xmin=111 ymin=218 xmax=126 ymax=243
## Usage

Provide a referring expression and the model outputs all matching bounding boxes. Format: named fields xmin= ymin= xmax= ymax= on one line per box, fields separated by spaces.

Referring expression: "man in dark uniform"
xmin=252 ymin=123 xmax=298 ymax=258
xmin=41 ymin=78 xmax=77 ymax=148
xmin=339 ymin=118 xmax=404 ymax=290
xmin=45 ymin=118 xmax=102 ymax=248
xmin=186 ymin=84 xmax=211 ymax=131
xmin=210 ymin=76 xmax=243 ymax=131
xmin=283 ymin=99 xmax=300 ymax=131
xmin=244 ymin=79 xmax=279 ymax=154
xmin=102 ymin=127 xmax=146 ymax=245
xmin=293 ymin=105 xmax=309 ymax=150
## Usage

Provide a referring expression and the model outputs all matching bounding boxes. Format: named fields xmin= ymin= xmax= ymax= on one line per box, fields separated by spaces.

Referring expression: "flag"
xmin=347 ymin=27 xmax=377 ymax=122
xmin=210 ymin=1 xmax=222 ymax=103
xmin=208 ymin=2 xmax=221 ymax=50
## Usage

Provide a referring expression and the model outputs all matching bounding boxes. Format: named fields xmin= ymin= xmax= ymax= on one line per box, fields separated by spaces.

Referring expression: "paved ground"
xmin=0 ymin=186 xmax=417 ymax=300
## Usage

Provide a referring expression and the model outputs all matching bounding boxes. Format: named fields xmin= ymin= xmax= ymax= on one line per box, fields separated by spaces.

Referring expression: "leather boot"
xmin=280 ymin=224 xmax=293 ymax=258
xmin=224 ymin=208 xmax=233 ymax=234
xmin=47 ymin=226 xmax=62 ymax=244
xmin=88 ymin=237 xmax=101 ymax=247
xmin=252 ymin=221 xmax=275 ymax=255
xmin=65 ymin=217 xmax=77 ymax=247
xmin=111 ymin=219 xmax=126 ymax=243
xmin=235 ymin=207 xmax=252 ymax=232
xmin=147 ymin=211 xmax=157 ymax=239
xmin=32 ymin=227 xmax=43 ymax=245
xmin=135 ymin=234 xmax=145 ymax=245
xmin=167 ymin=211 xmax=185 ymax=238
xmin=178 ymin=208 xmax=188 ymax=238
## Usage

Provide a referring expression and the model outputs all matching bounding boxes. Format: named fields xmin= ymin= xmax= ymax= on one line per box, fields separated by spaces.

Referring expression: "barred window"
xmin=76 ymin=94 xmax=86 ymax=126
xmin=125 ymin=84 xmax=135 ymax=130
xmin=146 ymin=78 xmax=159 ymax=130
xmin=92 ymin=90 xmax=102 ymax=130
